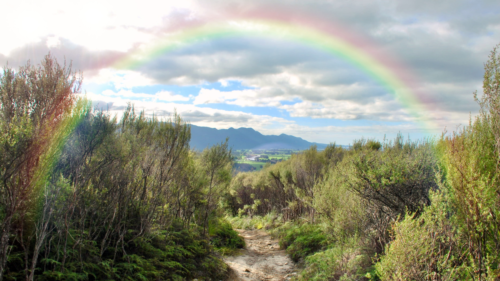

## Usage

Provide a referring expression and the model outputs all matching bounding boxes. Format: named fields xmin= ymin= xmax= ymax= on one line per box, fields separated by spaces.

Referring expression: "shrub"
xmin=297 ymin=238 xmax=370 ymax=281
xmin=272 ymin=223 xmax=328 ymax=263
xmin=346 ymin=135 xmax=437 ymax=217
xmin=374 ymin=190 xmax=468 ymax=280
xmin=209 ymin=220 xmax=245 ymax=254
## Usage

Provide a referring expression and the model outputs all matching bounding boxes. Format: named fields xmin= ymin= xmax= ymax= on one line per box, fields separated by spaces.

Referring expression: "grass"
xmin=234 ymin=160 xmax=266 ymax=171
xmin=268 ymin=154 xmax=291 ymax=159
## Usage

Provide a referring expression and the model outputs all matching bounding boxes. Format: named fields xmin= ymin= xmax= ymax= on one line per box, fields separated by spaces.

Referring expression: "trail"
xmin=224 ymin=229 xmax=297 ymax=281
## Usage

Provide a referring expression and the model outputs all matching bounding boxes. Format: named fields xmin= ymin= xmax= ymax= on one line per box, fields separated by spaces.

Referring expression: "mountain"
xmin=189 ymin=125 xmax=330 ymax=150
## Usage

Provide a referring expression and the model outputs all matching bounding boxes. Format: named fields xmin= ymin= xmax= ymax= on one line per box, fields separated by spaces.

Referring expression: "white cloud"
xmin=86 ymin=91 xmax=420 ymax=144
xmin=85 ymin=91 xmax=293 ymax=131
xmin=281 ymin=100 xmax=403 ymax=121
xmin=219 ymin=79 xmax=229 ymax=87
xmin=193 ymin=88 xmax=288 ymax=107
xmin=375 ymin=21 xmax=455 ymax=38
xmin=259 ymin=123 xmax=432 ymax=145
xmin=46 ymin=36 xmax=61 ymax=48
xmin=101 ymin=89 xmax=190 ymax=102
xmin=0 ymin=0 xmax=201 ymax=55
xmin=86 ymin=69 xmax=155 ymax=89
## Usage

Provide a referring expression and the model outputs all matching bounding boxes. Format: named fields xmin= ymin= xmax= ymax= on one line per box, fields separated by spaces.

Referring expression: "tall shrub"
xmin=0 ymin=55 xmax=81 ymax=280
xmin=377 ymin=44 xmax=500 ymax=280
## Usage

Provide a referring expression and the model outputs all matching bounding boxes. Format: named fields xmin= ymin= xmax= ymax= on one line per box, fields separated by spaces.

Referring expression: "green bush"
xmin=313 ymin=158 xmax=366 ymax=241
xmin=297 ymin=239 xmax=370 ymax=281
xmin=209 ymin=220 xmax=245 ymax=253
xmin=374 ymin=190 xmax=468 ymax=280
xmin=273 ymin=223 xmax=328 ymax=262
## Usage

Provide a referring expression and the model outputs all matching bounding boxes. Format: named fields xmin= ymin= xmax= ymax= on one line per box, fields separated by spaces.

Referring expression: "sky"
xmin=1 ymin=0 xmax=499 ymax=145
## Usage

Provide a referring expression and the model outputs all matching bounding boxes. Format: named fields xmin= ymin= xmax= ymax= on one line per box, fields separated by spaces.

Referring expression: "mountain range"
xmin=189 ymin=125 xmax=330 ymax=151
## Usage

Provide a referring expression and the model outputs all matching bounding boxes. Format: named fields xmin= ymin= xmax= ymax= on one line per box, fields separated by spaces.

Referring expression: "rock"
xmin=244 ymin=268 xmax=251 ymax=272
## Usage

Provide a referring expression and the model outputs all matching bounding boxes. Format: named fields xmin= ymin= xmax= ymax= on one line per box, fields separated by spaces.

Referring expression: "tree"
xmin=201 ymin=138 xmax=232 ymax=234
xmin=0 ymin=54 xmax=81 ymax=281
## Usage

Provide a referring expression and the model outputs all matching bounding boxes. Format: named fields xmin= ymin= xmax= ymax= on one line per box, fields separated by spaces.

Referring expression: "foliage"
xmin=374 ymin=190 xmax=468 ymax=280
xmin=313 ymin=157 xmax=366 ymax=241
xmin=0 ymin=55 xmax=237 ymax=281
xmin=4 ymin=43 xmax=500 ymax=280
xmin=346 ymin=135 xmax=437 ymax=217
xmin=229 ymin=145 xmax=342 ymax=223
xmin=228 ymin=136 xmax=440 ymax=279
xmin=222 ymin=43 xmax=500 ymax=280
xmin=270 ymin=223 xmax=328 ymax=263
xmin=375 ymin=44 xmax=500 ymax=280
xmin=0 ymin=55 xmax=81 ymax=281
xmin=297 ymin=236 xmax=370 ymax=281
xmin=209 ymin=219 xmax=245 ymax=255
xmin=226 ymin=212 xmax=281 ymax=230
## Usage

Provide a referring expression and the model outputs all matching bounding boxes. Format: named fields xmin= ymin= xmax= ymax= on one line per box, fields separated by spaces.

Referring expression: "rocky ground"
xmin=224 ymin=229 xmax=297 ymax=281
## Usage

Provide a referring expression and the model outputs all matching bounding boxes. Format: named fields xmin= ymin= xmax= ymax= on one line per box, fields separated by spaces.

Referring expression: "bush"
xmin=297 ymin=238 xmax=370 ymax=281
xmin=374 ymin=190 xmax=468 ymax=280
xmin=347 ymin=135 xmax=437 ymax=217
xmin=272 ymin=223 xmax=328 ymax=263
xmin=313 ymin=158 xmax=366 ymax=241
xmin=209 ymin=220 xmax=245 ymax=254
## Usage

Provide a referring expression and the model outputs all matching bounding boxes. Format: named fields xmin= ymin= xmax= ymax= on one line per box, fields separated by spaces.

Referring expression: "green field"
xmin=235 ymin=160 xmax=267 ymax=171
xmin=233 ymin=149 xmax=299 ymax=172
xmin=267 ymin=154 xmax=290 ymax=160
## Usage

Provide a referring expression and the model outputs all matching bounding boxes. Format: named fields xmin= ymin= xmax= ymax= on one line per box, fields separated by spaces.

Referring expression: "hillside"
xmin=189 ymin=125 xmax=330 ymax=150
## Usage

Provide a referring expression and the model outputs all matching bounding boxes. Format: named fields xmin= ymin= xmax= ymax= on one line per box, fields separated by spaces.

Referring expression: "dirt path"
xmin=224 ymin=229 xmax=297 ymax=281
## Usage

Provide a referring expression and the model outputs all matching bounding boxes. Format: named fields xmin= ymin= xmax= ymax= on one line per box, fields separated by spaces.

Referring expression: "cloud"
xmin=85 ymin=90 xmax=435 ymax=144
xmin=0 ymin=0 xmax=202 ymax=55
xmin=192 ymin=83 xmax=412 ymax=122
xmin=101 ymin=89 xmax=190 ymax=102
xmin=0 ymin=37 xmax=124 ymax=75
xmin=86 ymin=91 xmax=293 ymax=128
xmin=194 ymin=88 xmax=288 ymax=107
xmin=86 ymin=69 xmax=156 ymax=89
xmin=281 ymin=99 xmax=408 ymax=121
xmin=258 ymin=122 xmax=433 ymax=145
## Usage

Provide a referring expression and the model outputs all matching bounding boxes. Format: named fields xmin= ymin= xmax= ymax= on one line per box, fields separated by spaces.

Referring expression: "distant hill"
xmin=189 ymin=125 xmax=330 ymax=151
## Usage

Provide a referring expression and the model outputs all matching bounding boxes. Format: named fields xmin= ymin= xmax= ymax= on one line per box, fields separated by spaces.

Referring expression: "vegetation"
xmin=0 ymin=55 xmax=241 ymax=281
xmin=223 ymin=45 xmax=500 ymax=280
xmin=2 ymin=45 xmax=500 ymax=280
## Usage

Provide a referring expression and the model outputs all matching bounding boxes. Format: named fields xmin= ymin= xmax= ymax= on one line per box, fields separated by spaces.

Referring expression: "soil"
xmin=224 ymin=229 xmax=298 ymax=281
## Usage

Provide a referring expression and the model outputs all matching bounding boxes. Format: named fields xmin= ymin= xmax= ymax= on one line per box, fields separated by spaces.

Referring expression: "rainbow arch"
xmin=111 ymin=19 xmax=438 ymax=132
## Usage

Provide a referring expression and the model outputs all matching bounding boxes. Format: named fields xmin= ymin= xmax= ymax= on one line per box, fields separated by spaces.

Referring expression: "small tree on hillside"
xmin=0 ymin=55 xmax=81 ymax=281
xmin=201 ymin=138 xmax=232 ymax=234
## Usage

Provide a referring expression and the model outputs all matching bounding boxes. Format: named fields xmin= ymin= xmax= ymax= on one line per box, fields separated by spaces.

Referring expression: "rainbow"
xmin=111 ymin=15 xmax=439 ymax=133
